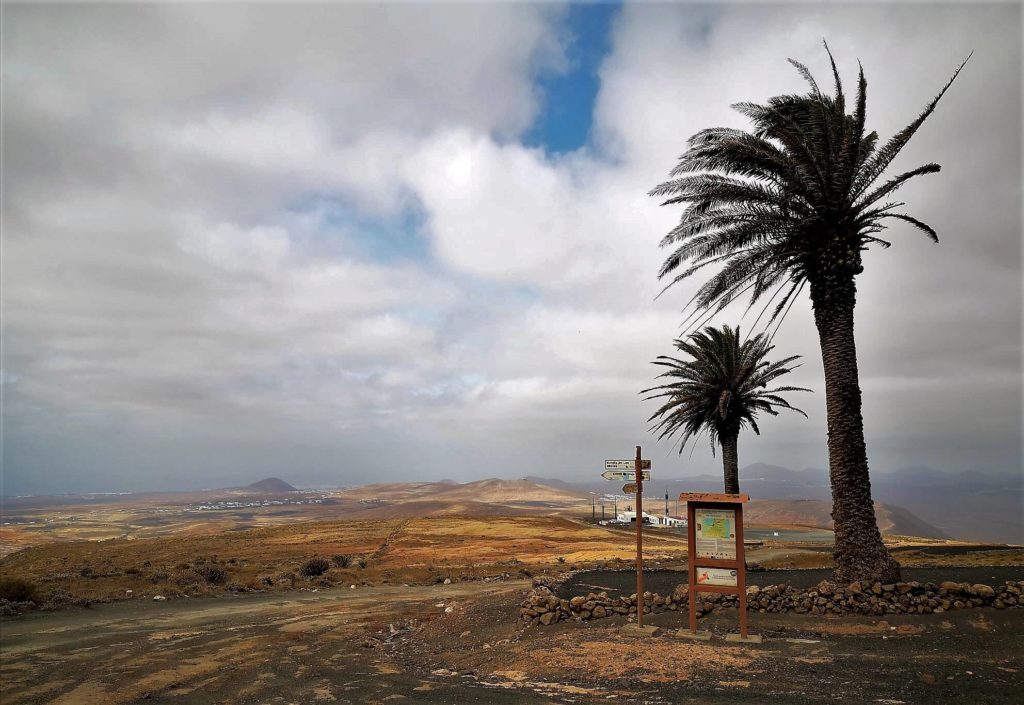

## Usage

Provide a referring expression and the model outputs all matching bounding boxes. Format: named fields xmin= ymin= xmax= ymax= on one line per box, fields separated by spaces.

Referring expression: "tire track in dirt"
xmin=369 ymin=519 xmax=411 ymax=561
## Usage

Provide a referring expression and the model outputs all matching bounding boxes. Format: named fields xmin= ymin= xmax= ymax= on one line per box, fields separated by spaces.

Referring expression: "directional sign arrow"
xmin=605 ymin=459 xmax=651 ymax=470
xmin=622 ymin=482 xmax=638 ymax=494
xmin=601 ymin=470 xmax=651 ymax=481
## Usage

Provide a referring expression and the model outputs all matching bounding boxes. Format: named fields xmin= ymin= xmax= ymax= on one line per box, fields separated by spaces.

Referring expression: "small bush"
xmin=194 ymin=565 xmax=228 ymax=585
xmin=331 ymin=554 xmax=352 ymax=568
xmin=0 ymin=578 xmax=39 ymax=602
xmin=79 ymin=566 xmax=93 ymax=578
xmin=125 ymin=566 xmax=142 ymax=576
xmin=45 ymin=588 xmax=74 ymax=607
xmin=150 ymin=571 xmax=170 ymax=584
xmin=356 ymin=558 xmax=367 ymax=569
xmin=300 ymin=557 xmax=330 ymax=577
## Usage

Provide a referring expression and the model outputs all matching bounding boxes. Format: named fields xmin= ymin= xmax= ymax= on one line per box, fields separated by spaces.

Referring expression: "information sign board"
xmin=680 ymin=492 xmax=751 ymax=639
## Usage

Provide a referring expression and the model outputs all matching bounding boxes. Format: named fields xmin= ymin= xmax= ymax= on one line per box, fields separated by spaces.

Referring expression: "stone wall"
xmin=520 ymin=576 xmax=1024 ymax=626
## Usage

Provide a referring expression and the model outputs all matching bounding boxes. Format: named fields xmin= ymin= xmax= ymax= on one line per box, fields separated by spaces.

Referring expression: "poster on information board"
xmin=694 ymin=507 xmax=737 ymax=560
xmin=696 ymin=567 xmax=738 ymax=587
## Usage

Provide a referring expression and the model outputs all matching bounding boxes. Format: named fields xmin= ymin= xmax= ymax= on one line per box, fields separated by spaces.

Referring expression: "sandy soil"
xmin=1 ymin=580 xmax=547 ymax=705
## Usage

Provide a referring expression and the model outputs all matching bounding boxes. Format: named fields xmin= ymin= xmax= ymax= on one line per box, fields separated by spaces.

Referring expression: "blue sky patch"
xmin=526 ymin=1 xmax=620 ymax=154
xmin=288 ymin=196 xmax=431 ymax=265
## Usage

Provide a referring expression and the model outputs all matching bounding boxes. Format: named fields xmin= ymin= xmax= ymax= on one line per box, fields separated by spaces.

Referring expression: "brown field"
xmin=2 ymin=479 xmax=1016 ymax=610
xmin=0 ymin=515 xmax=694 ymax=605
xmin=4 ymin=511 xmax=1018 ymax=610
xmin=0 ymin=479 xmax=593 ymax=557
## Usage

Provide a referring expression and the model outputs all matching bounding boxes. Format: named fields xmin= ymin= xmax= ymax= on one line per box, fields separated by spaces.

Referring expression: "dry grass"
xmin=513 ymin=632 xmax=761 ymax=682
xmin=0 ymin=515 xmax=688 ymax=605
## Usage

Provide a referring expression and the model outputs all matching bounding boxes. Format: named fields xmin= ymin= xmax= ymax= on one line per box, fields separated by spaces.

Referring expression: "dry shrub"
xmin=194 ymin=564 xmax=228 ymax=585
xmin=331 ymin=554 xmax=352 ymax=568
xmin=0 ymin=578 xmax=39 ymax=602
xmin=300 ymin=557 xmax=330 ymax=577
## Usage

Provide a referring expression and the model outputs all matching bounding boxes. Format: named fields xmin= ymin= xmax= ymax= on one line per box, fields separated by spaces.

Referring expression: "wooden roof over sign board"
xmin=678 ymin=492 xmax=749 ymax=504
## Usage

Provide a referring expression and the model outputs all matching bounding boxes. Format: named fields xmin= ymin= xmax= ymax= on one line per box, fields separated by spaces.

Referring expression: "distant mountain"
xmin=523 ymin=476 xmax=585 ymax=494
xmin=243 ymin=477 xmax=297 ymax=493
xmin=532 ymin=461 xmax=1022 ymax=543
xmin=741 ymin=462 xmax=824 ymax=483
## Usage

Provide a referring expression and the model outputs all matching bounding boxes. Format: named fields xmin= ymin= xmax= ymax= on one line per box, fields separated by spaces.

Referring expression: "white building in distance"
xmin=611 ymin=511 xmax=686 ymax=528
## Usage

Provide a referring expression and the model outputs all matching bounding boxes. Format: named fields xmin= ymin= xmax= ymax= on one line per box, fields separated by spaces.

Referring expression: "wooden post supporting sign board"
xmin=603 ymin=448 xmax=651 ymax=628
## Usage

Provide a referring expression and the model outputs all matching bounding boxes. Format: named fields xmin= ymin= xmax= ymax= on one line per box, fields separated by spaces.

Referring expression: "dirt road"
xmin=0 ymin=580 xmax=553 ymax=705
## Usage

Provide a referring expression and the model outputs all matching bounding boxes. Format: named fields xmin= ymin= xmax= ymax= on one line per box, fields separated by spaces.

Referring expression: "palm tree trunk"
xmin=721 ymin=433 xmax=740 ymax=494
xmin=810 ymin=273 xmax=901 ymax=585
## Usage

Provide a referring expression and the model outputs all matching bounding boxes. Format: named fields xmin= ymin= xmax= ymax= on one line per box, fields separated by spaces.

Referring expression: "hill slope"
xmin=244 ymin=477 xmax=297 ymax=493
xmin=337 ymin=478 xmax=586 ymax=504
xmin=744 ymin=499 xmax=950 ymax=539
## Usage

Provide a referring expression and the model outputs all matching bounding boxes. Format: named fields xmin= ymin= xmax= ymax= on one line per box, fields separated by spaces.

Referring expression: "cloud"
xmin=2 ymin=2 xmax=1019 ymax=493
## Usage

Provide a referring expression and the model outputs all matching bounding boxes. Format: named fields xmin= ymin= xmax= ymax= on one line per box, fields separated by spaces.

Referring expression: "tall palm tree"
xmin=649 ymin=45 xmax=969 ymax=583
xmin=644 ymin=325 xmax=808 ymax=494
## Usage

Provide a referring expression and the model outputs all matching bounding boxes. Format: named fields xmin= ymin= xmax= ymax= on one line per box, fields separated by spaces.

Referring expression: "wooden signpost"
xmin=601 ymin=469 xmax=650 ymax=481
xmin=604 ymin=447 xmax=650 ymax=628
xmin=679 ymin=492 xmax=758 ymax=642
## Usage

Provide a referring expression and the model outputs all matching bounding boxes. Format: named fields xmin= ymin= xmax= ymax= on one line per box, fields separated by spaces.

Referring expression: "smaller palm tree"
xmin=643 ymin=325 xmax=809 ymax=493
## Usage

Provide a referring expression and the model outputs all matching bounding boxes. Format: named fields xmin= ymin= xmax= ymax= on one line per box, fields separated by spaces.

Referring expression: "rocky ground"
xmin=390 ymin=569 xmax=1024 ymax=704
xmin=2 ymin=566 xmax=1023 ymax=704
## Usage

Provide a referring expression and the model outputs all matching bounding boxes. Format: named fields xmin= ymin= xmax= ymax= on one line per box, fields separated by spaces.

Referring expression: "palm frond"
xmin=652 ymin=44 xmax=967 ymax=336
xmin=642 ymin=325 xmax=810 ymax=455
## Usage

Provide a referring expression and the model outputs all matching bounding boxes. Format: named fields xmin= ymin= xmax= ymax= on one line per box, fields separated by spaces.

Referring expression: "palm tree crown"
xmin=650 ymin=45 xmax=971 ymax=325
xmin=643 ymin=325 xmax=808 ymax=493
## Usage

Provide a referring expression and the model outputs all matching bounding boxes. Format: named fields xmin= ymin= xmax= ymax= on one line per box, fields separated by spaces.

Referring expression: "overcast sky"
xmin=2 ymin=2 xmax=1021 ymax=494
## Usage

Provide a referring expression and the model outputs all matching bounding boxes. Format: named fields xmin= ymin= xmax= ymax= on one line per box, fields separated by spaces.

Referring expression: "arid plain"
xmin=2 ymin=479 xmax=1022 ymax=704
